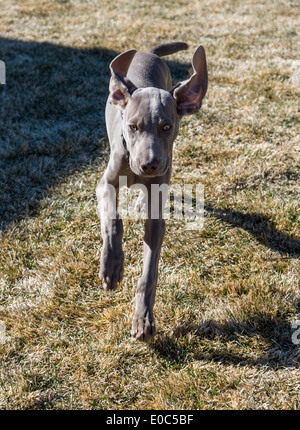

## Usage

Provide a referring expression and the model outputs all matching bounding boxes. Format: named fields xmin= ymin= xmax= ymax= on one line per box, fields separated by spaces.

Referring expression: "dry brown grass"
xmin=0 ymin=0 xmax=299 ymax=409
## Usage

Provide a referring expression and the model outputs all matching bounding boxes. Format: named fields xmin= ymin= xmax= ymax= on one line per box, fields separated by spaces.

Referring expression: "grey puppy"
xmin=96 ymin=42 xmax=208 ymax=341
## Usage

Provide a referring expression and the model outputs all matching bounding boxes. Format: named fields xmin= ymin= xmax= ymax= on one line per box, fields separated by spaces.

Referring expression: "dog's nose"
xmin=141 ymin=158 xmax=160 ymax=175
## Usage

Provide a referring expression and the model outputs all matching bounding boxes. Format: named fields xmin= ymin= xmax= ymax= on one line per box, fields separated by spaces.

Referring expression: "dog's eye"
xmin=163 ymin=124 xmax=172 ymax=131
xmin=129 ymin=124 xmax=138 ymax=131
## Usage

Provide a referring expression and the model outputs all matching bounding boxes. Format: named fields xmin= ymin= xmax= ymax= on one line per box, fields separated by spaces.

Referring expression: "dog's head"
xmin=108 ymin=46 xmax=208 ymax=177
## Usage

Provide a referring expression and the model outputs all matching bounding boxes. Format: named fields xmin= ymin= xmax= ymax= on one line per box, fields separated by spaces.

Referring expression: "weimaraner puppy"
xmin=96 ymin=42 xmax=208 ymax=341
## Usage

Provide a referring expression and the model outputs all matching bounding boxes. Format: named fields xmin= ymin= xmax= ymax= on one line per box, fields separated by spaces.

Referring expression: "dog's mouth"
xmin=130 ymin=159 xmax=169 ymax=178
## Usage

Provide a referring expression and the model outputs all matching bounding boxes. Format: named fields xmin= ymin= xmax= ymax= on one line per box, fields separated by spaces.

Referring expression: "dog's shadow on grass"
xmin=151 ymin=313 xmax=300 ymax=369
xmin=205 ymin=205 xmax=300 ymax=258
xmin=151 ymin=206 xmax=300 ymax=369
xmin=0 ymin=37 xmax=192 ymax=230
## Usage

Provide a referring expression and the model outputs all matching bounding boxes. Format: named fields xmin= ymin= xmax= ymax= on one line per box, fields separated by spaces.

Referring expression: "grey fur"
xmin=96 ymin=42 xmax=208 ymax=341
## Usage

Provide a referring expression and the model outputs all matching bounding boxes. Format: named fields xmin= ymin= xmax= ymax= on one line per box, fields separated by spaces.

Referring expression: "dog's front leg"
xmin=131 ymin=218 xmax=165 ymax=341
xmin=131 ymin=216 xmax=166 ymax=341
xmin=96 ymin=168 xmax=124 ymax=291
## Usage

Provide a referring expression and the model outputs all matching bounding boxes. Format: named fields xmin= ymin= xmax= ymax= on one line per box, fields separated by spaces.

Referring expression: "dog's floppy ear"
xmin=172 ymin=45 xmax=208 ymax=116
xmin=109 ymin=49 xmax=137 ymax=109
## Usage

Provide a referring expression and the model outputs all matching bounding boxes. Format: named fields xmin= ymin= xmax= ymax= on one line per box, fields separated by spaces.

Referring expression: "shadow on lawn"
xmin=205 ymin=206 xmax=300 ymax=258
xmin=152 ymin=207 xmax=299 ymax=369
xmin=152 ymin=312 xmax=300 ymax=369
xmin=0 ymin=37 xmax=191 ymax=230
xmin=0 ymin=38 xmax=115 ymax=229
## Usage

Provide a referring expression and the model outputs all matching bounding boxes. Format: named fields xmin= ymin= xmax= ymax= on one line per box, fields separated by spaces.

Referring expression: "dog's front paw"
xmin=131 ymin=308 xmax=156 ymax=341
xmin=99 ymin=247 xmax=124 ymax=291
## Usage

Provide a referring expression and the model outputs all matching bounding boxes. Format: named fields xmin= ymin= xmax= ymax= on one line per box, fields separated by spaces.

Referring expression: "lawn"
xmin=0 ymin=0 xmax=299 ymax=409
